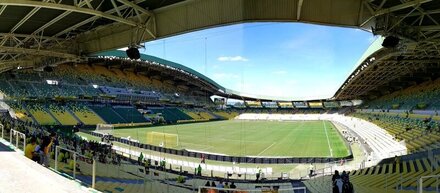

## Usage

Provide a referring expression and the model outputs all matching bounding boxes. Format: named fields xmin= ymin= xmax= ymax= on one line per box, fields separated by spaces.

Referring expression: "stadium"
xmin=0 ymin=0 xmax=440 ymax=193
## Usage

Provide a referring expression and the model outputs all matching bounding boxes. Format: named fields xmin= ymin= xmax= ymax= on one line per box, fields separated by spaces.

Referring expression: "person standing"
xmin=342 ymin=176 xmax=353 ymax=193
xmin=201 ymin=153 xmax=206 ymax=164
xmin=138 ymin=152 xmax=144 ymax=165
xmin=40 ymin=135 xmax=54 ymax=167
xmin=256 ymin=167 xmax=262 ymax=182
xmin=197 ymin=164 xmax=202 ymax=176
xmin=25 ymin=137 xmax=37 ymax=160
xmin=332 ymin=170 xmax=343 ymax=193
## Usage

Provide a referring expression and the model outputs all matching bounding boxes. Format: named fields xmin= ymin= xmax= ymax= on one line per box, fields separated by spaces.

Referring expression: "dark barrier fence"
xmin=84 ymin=131 xmax=353 ymax=164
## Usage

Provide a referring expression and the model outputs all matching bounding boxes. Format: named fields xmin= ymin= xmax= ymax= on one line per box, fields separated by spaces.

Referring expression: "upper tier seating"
xmin=365 ymin=78 xmax=440 ymax=110
xmin=0 ymin=64 xmax=214 ymax=107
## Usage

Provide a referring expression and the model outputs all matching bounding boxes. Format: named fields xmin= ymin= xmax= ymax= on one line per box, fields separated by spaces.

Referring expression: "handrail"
xmin=0 ymin=124 xmax=3 ymax=139
xmin=10 ymin=129 xmax=26 ymax=152
xmin=418 ymin=174 xmax=440 ymax=193
xmin=55 ymin=145 xmax=96 ymax=188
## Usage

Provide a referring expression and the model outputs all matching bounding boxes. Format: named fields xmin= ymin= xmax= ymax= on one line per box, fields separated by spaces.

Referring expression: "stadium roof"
xmin=1 ymin=0 xmax=440 ymax=101
xmin=334 ymin=37 xmax=440 ymax=100
xmin=92 ymin=50 xmax=337 ymax=102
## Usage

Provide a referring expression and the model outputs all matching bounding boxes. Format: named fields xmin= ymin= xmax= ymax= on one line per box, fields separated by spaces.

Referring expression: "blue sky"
xmin=140 ymin=22 xmax=376 ymax=100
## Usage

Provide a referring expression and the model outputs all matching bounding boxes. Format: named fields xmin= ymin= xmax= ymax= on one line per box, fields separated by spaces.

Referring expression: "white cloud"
xmin=272 ymin=70 xmax=288 ymax=75
xmin=217 ymin=56 xmax=248 ymax=62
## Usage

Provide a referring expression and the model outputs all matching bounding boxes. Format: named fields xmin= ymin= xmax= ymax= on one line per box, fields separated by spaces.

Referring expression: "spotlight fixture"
xmin=382 ymin=36 xmax=400 ymax=48
xmin=126 ymin=47 xmax=140 ymax=60
xmin=43 ymin=66 xmax=54 ymax=72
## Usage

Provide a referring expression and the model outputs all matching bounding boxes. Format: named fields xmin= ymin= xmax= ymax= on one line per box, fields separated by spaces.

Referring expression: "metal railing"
xmin=418 ymin=175 xmax=440 ymax=193
xmin=10 ymin=129 xmax=26 ymax=152
xmin=54 ymin=146 xmax=96 ymax=188
xmin=0 ymin=123 xmax=3 ymax=139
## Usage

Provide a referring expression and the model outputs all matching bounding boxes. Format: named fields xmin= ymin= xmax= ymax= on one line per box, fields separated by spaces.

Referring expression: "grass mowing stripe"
xmin=110 ymin=120 xmax=350 ymax=157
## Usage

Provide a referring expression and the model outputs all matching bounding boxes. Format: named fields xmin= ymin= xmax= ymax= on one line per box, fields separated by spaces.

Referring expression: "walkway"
xmin=0 ymin=139 xmax=98 ymax=193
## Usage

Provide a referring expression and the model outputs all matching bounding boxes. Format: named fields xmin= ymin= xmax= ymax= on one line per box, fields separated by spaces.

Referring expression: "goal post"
xmin=95 ymin=123 xmax=114 ymax=134
xmin=146 ymin=131 xmax=179 ymax=148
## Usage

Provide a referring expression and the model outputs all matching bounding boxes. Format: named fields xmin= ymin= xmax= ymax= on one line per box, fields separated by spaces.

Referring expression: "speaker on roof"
xmin=382 ymin=36 xmax=400 ymax=48
xmin=126 ymin=47 xmax=140 ymax=60
xmin=43 ymin=66 xmax=53 ymax=72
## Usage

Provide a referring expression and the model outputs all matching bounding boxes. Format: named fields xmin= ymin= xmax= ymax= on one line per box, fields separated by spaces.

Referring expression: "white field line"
xmin=180 ymin=141 xmax=214 ymax=149
xmin=257 ymin=142 xmax=276 ymax=156
xmin=323 ymin=121 xmax=333 ymax=157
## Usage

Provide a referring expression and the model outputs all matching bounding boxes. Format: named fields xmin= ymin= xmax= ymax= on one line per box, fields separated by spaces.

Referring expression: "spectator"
xmin=35 ymin=138 xmax=44 ymax=165
xmin=341 ymin=171 xmax=348 ymax=179
xmin=201 ymin=153 xmax=206 ymax=164
xmin=332 ymin=170 xmax=343 ymax=193
xmin=342 ymin=176 xmax=353 ymax=193
xmin=217 ymin=181 xmax=225 ymax=193
xmin=138 ymin=152 xmax=144 ymax=165
xmin=332 ymin=170 xmax=340 ymax=182
xmin=230 ymin=182 xmax=236 ymax=189
xmin=24 ymin=137 xmax=37 ymax=160
xmin=40 ymin=135 xmax=53 ymax=167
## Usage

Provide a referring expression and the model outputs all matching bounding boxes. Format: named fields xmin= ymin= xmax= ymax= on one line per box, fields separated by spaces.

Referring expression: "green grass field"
xmin=106 ymin=120 xmax=350 ymax=158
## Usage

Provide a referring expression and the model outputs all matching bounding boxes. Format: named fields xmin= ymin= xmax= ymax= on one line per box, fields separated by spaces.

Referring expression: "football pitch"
xmin=107 ymin=120 xmax=350 ymax=158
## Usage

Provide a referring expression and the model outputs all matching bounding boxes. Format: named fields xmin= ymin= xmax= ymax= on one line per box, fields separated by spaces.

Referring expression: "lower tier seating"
xmin=354 ymin=112 xmax=440 ymax=153
xmin=48 ymin=104 xmax=79 ymax=125
xmin=112 ymin=106 xmax=148 ymax=123
xmin=89 ymin=105 xmax=127 ymax=124
xmin=305 ymin=156 xmax=440 ymax=193
xmin=150 ymin=108 xmax=193 ymax=123
xmin=68 ymin=103 xmax=105 ymax=125
xmin=26 ymin=103 xmax=58 ymax=125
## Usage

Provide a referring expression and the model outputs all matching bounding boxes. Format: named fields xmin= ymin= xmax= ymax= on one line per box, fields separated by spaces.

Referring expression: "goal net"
xmin=146 ymin=131 xmax=179 ymax=148
xmin=95 ymin=123 xmax=114 ymax=134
